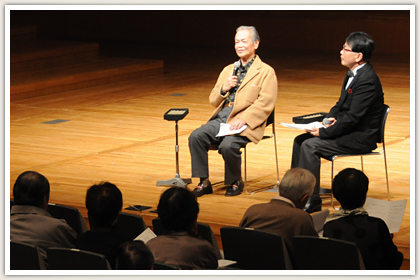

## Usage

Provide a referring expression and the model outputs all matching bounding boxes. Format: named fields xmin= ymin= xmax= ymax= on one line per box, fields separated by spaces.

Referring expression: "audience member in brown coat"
xmin=240 ymin=168 xmax=318 ymax=253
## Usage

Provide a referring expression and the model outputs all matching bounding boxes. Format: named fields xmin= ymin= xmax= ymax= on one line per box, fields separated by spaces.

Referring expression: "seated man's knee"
xmin=301 ymin=137 xmax=319 ymax=152
xmin=218 ymin=140 xmax=239 ymax=157
xmin=189 ymin=129 xmax=201 ymax=145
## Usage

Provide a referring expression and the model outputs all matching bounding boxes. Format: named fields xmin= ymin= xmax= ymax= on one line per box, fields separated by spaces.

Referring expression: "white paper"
xmin=280 ymin=121 xmax=325 ymax=131
xmin=134 ymin=227 xmax=157 ymax=243
xmin=364 ymin=197 xmax=407 ymax=233
xmin=218 ymin=259 xmax=237 ymax=267
xmin=216 ymin=123 xmax=248 ymax=137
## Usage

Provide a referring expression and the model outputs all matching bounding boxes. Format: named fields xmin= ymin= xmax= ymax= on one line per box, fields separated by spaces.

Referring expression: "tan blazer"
xmin=208 ymin=55 xmax=278 ymax=144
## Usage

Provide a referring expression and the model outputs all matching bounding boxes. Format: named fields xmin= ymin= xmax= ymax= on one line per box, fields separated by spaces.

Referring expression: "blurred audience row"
xmin=10 ymin=167 xmax=403 ymax=270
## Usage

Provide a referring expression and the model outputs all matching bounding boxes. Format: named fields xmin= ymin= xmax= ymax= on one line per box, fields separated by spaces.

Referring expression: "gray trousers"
xmin=291 ymin=133 xmax=356 ymax=194
xmin=189 ymin=107 xmax=250 ymax=185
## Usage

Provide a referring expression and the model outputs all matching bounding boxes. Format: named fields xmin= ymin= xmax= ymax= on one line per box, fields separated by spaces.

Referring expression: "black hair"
xmin=157 ymin=187 xmax=199 ymax=234
xmin=346 ymin=31 xmax=375 ymax=62
xmin=13 ymin=171 xmax=50 ymax=207
xmin=85 ymin=181 xmax=123 ymax=228
xmin=115 ymin=240 xmax=154 ymax=270
xmin=332 ymin=168 xmax=369 ymax=210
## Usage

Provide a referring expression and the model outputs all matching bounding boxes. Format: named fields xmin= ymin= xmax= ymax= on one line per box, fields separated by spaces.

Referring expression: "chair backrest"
xmin=153 ymin=261 xmax=180 ymax=270
xmin=377 ymin=104 xmax=390 ymax=144
xmin=152 ymin=217 xmax=222 ymax=259
xmin=292 ymin=236 xmax=364 ymax=270
xmin=10 ymin=199 xmax=14 ymax=210
xmin=266 ymin=109 xmax=275 ymax=126
xmin=47 ymin=247 xmax=111 ymax=270
xmin=310 ymin=209 xmax=330 ymax=233
xmin=263 ymin=109 xmax=276 ymax=138
xmin=114 ymin=212 xmax=147 ymax=241
xmin=10 ymin=240 xmax=45 ymax=270
xmin=47 ymin=203 xmax=88 ymax=236
xmin=220 ymin=226 xmax=291 ymax=270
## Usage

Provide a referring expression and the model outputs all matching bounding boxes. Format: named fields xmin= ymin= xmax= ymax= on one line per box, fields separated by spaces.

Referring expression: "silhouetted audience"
xmin=115 ymin=240 xmax=154 ymax=270
xmin=146 ymin=187 xmax=218 ymax=269
xmin=76 ymin=181 xmax=131 ymax=269
xmin=10 ymin=171 xmax=77 ymax=267
xmin=239 ymin=168 xmax=318 ymax=253
xmin=323 ymin=168 xmax=403 ymax=270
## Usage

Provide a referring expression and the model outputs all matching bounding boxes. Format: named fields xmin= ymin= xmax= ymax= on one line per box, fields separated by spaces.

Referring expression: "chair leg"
xmin=331 ymin=160 xmax=334 ymax=208
xmin=243 ymin=146 xmax=250 ymax=194
xmin=273 ymin=130 xmax=280 ymax=187
xmin=331 ymin=160 xmax=340 ymax=210
xmin=360 ymin=156 xmax=364 ymax=172
xmin=383 ymin=150 xmax=390 ymax=201
xmin=248 ymin=132 xmax=280 ymax=194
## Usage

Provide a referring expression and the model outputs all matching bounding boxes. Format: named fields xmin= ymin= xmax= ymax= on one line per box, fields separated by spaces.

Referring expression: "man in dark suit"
xmin=291 ymin=31 xmax=384 ymax=213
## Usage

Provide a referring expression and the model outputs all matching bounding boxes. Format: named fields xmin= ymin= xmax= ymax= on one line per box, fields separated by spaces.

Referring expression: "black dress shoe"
xmin=303 ymin=194 xmax=322 ymax=213
xmin=192 ymin=179 xmax=212 ymax=197
xmin=225 ymin=178 xmax=244 ymax=197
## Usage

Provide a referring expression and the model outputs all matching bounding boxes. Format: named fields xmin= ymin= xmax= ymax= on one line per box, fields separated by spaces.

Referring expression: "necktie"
xmin=347 ymin=70 xmax=354 ymax=77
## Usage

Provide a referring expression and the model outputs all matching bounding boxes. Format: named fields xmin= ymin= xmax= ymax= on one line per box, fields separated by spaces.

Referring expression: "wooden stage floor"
xmin=8 ymin=48 xmax=412 ymax=265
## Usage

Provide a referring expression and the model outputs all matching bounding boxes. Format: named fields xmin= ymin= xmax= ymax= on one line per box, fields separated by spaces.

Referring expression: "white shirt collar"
xmin=350 ymin=62 xmax=366 ymax=76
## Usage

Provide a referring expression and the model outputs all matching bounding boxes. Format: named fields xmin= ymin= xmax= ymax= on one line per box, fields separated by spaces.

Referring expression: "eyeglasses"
xmin=342 ymin=45 xmax=357 ymax=53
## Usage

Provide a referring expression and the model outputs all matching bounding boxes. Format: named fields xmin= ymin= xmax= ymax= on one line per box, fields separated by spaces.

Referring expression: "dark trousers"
xmin=189 ymin=107 xmax=250 ymax=185
xmin=291 ymin=133 xmax=356 ymax=194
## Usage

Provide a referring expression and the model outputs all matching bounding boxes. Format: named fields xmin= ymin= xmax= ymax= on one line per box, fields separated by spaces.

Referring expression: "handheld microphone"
xmin=322 ymin=118 xmax=330 ymax=126
xmin=233 ymin=61 xmax=241 ymax=75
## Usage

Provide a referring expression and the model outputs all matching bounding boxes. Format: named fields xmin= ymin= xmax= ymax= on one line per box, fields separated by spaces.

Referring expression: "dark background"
xmin=10 ymin=10 xmax=410 ymax=61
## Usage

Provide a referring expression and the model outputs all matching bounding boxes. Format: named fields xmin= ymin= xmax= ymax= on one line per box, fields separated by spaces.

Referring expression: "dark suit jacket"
xmin=323 ymin=215 xmax=403 ymax=270
xmin=319 ymin=63 xmax=384 ymax=152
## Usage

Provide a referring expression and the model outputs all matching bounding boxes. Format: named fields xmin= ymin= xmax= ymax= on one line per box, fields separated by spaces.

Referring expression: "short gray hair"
xmin=279 ymin=168 xmax=315 ymax=204
xmin=236 ymin=26 xmax=260 ymax=43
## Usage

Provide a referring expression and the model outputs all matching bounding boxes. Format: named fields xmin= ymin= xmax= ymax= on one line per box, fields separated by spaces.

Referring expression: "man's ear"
xmin=297 ymin=193 xmax=309 ymax=209
xmin=254 ymin=40 xmax=260 ymax=50
xmin=301 ymin=193 xmax=309 ymax=203
xmin=355 ymin=52 xmax=364 ymax=63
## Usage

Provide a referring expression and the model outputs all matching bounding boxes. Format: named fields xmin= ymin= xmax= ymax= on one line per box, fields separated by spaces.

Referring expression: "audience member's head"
xmin=332 ymin=168 xmax=369 ymax=210
xmin=13 ymin=171 xmax=50 ymax=209
xmin=279 ymin=168 xmax=316 ymax=209
xmin=346 ymin=31 xmax=375 ymax=62
xmin=157 ymin=187 xmax=199 ymax=236
xmin=85 ymin=181 xmax=123 ymax=229
xmin=115 ymin=240 xmax=154 ymax=270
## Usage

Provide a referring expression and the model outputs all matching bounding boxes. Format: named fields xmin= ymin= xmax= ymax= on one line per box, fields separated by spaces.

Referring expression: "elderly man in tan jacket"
xmin=189 ymin=25 xmax=278 ymax=197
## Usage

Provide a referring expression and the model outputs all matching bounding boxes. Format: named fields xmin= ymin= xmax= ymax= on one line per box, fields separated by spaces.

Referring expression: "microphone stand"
xmin=157 ymin=109 xmax=191 ymax=187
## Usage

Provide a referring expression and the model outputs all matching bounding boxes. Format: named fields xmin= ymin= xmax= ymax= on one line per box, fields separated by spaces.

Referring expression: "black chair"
xmin=220 ymin=226 xmax=292 ymax=270
xmin=10 ymin=199 xmax=14 ymax=210
xmin=47 ymin=203 xmax=88 ymax=236
xmin=152 ymin=217 xmax=222 ymax=259
xmin=47 ymin=247 xmax=111 ymax=270
xmin=114 ymin=212 xmax=147 ymax=241
xmin=325 ymin=104 xmax=391 ymax=207
xmin=153 ymin=261 xmax=180 ymax=270
xmin=10 ymin=240 xmax=46 ymax=270
xmin=292 ymin=236 xmax=365 ymax=270
xmin=209 ymin=110 xmax=279 ymax=194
